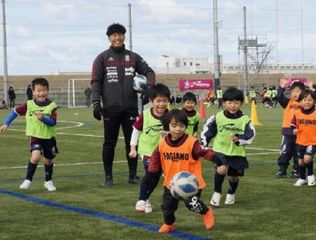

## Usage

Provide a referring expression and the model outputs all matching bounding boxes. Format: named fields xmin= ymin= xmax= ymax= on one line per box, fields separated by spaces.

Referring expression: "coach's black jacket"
xmin=91 ymin=45 xmax=155 ymax=112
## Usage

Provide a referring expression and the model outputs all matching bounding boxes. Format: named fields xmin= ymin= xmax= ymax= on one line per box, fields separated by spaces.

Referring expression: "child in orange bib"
xmin=291 ymin=90 xmax=316 ymax=186
xmin=148 ymin=109 xmax=216 ymax=233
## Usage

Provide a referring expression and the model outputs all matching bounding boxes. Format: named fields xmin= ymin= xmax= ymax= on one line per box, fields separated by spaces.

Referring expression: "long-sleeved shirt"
xmin=91 ymin=45 xmax=155 ymax=112
xmin=200 ymin=110 xmax=256 ymax=148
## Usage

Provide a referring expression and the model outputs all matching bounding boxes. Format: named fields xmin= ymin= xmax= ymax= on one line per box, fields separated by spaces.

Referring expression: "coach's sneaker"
xmin=20 ymin=179 xmax=31 ymax=189
xmin=158 ymin=223 xmax=175 ymax=233
xmin=203 ymin=208 xmax=215 ymax=230
xmin=275 ymin=169 xmax=287 ymax=178
xmin=104 ymin=176 xmax=113 ymax=188
xmin=44 ymin=180 xmax=56 ymax=191
xmin=210 ymin=192 xmax=221 ymax=207
xmin=224 ymin=194 xmax=235 ymax=205
xmin=288 ymin=170 xmax=300 ymax=178
xmin=135 ymin=200 xmax=146 ymax=212
xmin=307 ymin=175 xmax=316 ymax=186
xmin=128 ymin=175 xmax=140 ymax=184
xmin=145 ymin=200 xmax=153 ymax=213
xmin=293 ymin=178 xmax=307 ymax=186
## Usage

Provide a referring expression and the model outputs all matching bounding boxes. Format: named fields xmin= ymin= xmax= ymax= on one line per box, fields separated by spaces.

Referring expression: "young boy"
xmin=129 ymin=83 xmax=170 ymax=213
xmin=201 ymin=87 xmax=256 ymax=206
xmin=0 ymin=78 xmax=58 ymax=191
xmin=291 ymin=90 xmax=316 ymax=186
xmin=275 ymin=78 xmax=312 ymax=178
xmin=181 ymin=92 xmax=199 ymax=137
xmin=148 ymin=109 xmax=215 ymax=233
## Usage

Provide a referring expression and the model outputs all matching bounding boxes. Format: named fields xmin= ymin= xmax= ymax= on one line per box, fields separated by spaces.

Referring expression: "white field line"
xmin=0 ymin=160 xmax=131 ymax=170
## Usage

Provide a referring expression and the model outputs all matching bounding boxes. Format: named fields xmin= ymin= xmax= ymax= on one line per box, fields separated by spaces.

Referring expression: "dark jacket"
xmin=91 ymin=46 xmax=155 ymax=112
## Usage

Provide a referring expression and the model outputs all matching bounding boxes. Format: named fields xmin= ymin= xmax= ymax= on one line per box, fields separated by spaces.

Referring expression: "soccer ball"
xmin=170 ymin=171 xmax=199 ymax=200
xmin=133 ymin=74 xmax=147 ymax=93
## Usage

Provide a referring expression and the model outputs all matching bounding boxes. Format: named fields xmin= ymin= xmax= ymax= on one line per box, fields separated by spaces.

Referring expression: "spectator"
xmin=8 ymin=86 xmax=16 ymax=108
xmin=84 ymin=85 xmax=92 ymax=107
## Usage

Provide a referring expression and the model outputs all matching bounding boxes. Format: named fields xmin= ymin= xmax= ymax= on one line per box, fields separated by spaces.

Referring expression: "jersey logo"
xmin=163 ymin=152 xmax=189 ymax=161
xmin=145 ymin=124 xmax=162 ymax=134
xmin=218 ymin=123 xmax=243 ymax=133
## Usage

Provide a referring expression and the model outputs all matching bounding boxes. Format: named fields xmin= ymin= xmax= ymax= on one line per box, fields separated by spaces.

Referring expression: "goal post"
xmin=67 ymin=78 xmax=91 ymax=108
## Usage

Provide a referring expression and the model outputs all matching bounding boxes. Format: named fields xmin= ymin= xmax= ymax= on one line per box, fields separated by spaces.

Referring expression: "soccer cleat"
xmin=128 ymin=176 xmax=140 ymax=184
xmin=104 ymin=176 xmax=113 ymax=188
xmin=224 ymin=194 xmax=235 ymax=205
xmin=293 ymin=178 xmax=307 ymax=186
xmin=158 ymin=224 xmax=175 ymax=233
xmin=307 ymin=175 xmax=316 ymax=186
xmin=145 ymin=200 xmax=153 ymax=213
xmin=19 ymin=179 xmax=31 ymax=189
xmin=203 ymin=208 xmax=215 ymax=230
xmin=135 ymin=200 xmax=146 ymax=212
xmin=44 ymin=180 xmax=56 ymax=191
xmin=210 ymin=192 xmax=221 ymax=207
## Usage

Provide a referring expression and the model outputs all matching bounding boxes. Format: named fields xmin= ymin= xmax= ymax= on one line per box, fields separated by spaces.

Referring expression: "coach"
xmin=91 ymin=23 xmax=155 ymax=187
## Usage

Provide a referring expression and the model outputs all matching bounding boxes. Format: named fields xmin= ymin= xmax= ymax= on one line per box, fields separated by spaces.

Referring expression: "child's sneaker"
xmin=145 ymin=200 xmax=152 ymax=213
xmin=210 ymin=192 xmax=221 ymax=207
xmin=202 ymin=208 xmax=215 ymax=230
xmin=44 ymin=180 xmax=56 ymax=191
xmin=293 ymin=178 xmax=307 ymax=186
xmin=19 ymin=179 xmax=31 ymax=189
xmin=307 ymin=175 xmax=315 ymax=186
xmin=158 ymin=223 xmax=175 ymax=233
xmin=135 ymin=200 xmax=146 ymax=212
xmin=224 ymin=194 xmax=235 ymax=205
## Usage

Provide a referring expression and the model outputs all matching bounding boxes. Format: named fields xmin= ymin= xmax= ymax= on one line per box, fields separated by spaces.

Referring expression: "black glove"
xmin=141 ymin=87 xmax=150 ymax=105
xmin=93 ymin=102 xmax=103 ymax=121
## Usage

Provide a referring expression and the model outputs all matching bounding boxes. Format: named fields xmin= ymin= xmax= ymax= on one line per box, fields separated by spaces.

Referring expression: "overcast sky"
xmin=2 ymin=0 xmax=316 ymax=75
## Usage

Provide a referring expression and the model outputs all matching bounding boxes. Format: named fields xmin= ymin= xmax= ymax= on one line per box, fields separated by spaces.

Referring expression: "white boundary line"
xmin=0 ymin=160 xmax=131 ymax=170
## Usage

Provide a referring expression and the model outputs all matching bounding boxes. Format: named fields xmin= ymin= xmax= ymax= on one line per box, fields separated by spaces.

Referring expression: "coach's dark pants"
xmin=102 ymin=110 xmax=138 ymax=178
xmin=277 ymin=134 xmax=299 ymax=172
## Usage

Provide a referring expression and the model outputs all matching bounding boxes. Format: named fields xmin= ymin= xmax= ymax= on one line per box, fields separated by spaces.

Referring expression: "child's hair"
xmin=161 ymin=109 xmax=188 ymax=131
xmin=302 ymin=89 xmax=316 ymax=102
xmin=182 ymin=92 xmax=197 ymax=104
xmin=148 ymin=83 xmax=171 ymax=100
xmin=32 ymin=78 xmax=49 ymax=90
xmin=106 ymin=23 xmax=126 ymax=36
xmin=223 ymin=87 xmax=244 ymax=102
xmin=290 ymin=81 xmax=305 ymax=92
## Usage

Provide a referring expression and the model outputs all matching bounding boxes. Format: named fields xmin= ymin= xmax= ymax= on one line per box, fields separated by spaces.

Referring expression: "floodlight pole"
xmin=1 ymin=0 xmax=8 ymax=103
xmin=128 ymin=3 xmax=133 ymax=51
xmin=242 ymin=6 xmax=249 ymax=96
xmin=213 ymin=0 xmax=220 ymax=91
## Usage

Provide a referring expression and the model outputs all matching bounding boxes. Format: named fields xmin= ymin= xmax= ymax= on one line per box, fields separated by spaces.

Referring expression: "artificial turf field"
xmin=0 ymin=104 xmax=315 ymax=240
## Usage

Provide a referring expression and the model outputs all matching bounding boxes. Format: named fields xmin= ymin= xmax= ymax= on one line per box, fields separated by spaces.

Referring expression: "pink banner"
xmin=178 ymin=79 xmax=213 ymax=91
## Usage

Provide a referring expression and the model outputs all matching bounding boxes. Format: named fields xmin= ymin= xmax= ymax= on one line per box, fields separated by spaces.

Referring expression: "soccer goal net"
xmin=67 ymin=78 xmax=91 ymax=108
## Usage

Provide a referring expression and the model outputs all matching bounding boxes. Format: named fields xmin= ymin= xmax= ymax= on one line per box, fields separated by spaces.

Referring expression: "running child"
xmin=291 ymin=89 xmax=316 ymax=186
xmin=129 ymin=83 xmax=170 ymax=213
xmin=148 ymin=109 xmax=215 ymax=232
xmin=0 ymin=78 xmax=58 ymax=191
xmin=201 ymin=87 xmax=256 ymax=206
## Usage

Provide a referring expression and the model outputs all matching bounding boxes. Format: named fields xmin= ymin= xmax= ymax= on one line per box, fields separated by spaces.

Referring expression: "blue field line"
xmin=0 ymin=188 xmax=213 ymax=240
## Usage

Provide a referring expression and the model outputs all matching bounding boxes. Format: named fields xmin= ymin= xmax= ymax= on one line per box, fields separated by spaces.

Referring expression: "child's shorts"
xmin=30 ymin=137 xmax=59 ymax=160
xmin=296 ymin=144 xmax=316 ymax=159
xmin=141 ymin=155 xmax=151 ymax=169
xmin=214 ymin=152 xmax=248 ymax=177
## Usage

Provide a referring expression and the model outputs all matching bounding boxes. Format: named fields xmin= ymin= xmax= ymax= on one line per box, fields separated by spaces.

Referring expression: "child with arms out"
xmin=0 ymin=78 xmax=58 ymax=191
xmin=129 ymin=83 xmax=170 ymax=213
xmin=148 ymin=109 xmax=216 ymax=233
xmin=201 ymin=87 xmax=256 ymax=206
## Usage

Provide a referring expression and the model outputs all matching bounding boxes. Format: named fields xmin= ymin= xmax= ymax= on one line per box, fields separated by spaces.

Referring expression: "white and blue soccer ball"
xmin=170 ymin=171 xmax=199 ymax=200
xmin=133 ymin=74 xmax=147 ymax=93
